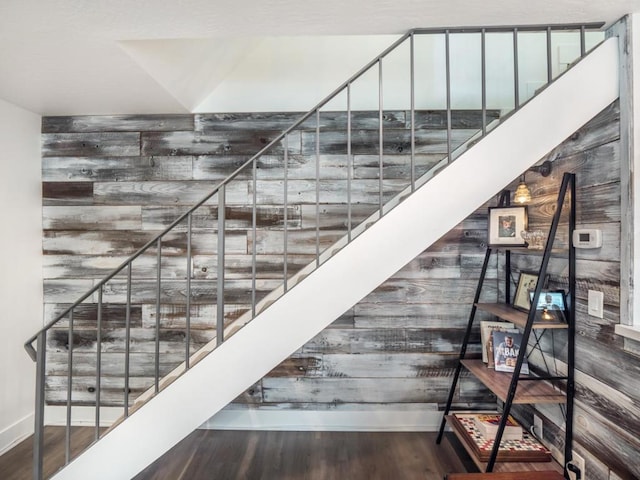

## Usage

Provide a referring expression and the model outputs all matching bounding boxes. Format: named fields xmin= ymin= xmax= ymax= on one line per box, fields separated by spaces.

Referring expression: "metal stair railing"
xmin=25 ymin=23 xmax=605 ymax=479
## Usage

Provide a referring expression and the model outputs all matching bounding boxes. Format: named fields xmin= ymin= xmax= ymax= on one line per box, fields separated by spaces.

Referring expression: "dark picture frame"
xmin=513 ymin=271 xmax=540 ymax=310
xmin=488 ymin=205 xmax=528 ymax=246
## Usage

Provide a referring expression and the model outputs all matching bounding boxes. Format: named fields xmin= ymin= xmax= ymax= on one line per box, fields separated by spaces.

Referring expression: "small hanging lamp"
xmin=514 ymin=175 xmax=532 ymax=204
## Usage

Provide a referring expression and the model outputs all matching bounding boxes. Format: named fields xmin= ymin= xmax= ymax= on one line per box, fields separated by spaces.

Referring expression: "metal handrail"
xmin=23 ymin=21 xmax=604 ymax=357
xmin=26 ymin=23 xmax=605 ymax=479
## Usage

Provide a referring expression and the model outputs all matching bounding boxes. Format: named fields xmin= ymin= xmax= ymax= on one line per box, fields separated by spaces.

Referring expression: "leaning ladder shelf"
xmin=436 ymin=172 xmax=576 ymax=477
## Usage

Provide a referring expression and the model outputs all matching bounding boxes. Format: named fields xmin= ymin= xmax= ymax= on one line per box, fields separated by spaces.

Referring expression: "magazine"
xmin=473 ymin=413 xmax=523 ymax=440
xmin=492 ymin=329 xmax=529 ymax=374
xmin=480 ymin=320 xmax=514 ymax=367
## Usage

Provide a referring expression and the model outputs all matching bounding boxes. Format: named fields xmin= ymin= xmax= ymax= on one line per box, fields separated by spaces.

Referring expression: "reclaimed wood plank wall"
xmin=504 ymin=101 xmax=640 ymax=480
xmin=41 ymin=102 xmax=639 ymax=478
xmin=41 ymin=110 xmax=499 ymax=410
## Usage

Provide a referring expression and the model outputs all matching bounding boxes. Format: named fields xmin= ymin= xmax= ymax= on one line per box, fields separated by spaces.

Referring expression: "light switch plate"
xmin=588 ymin=290 xmax=604 ymax=318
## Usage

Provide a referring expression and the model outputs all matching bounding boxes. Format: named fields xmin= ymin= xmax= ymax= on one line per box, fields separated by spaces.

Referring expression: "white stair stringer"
xmin=53 ymin=37 xmax=618 ymax=480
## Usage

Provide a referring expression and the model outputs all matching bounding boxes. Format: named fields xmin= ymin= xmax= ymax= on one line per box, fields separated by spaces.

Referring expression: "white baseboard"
xmin=201 ymin=404 xmax=444 ymax=432
xmin=0 ymin=413 xmax=34 ymax=456
xmin=44 ymin=404 xmax=444 ymax=432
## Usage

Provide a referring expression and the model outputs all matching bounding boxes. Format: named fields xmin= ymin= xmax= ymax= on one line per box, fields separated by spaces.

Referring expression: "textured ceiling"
xmin=0 ymin=0 xmax=638 ymax=115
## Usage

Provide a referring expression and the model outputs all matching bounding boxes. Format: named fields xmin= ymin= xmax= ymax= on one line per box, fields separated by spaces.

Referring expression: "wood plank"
xmin=43 ymin=303 xmax=143 ymax=328
xmin=141 ymin=204 xmax=301 ymax=231
xmin=42 ymin=230 xmax=247 ymax=256
xmin=460 ymin=360 xmax=567 ymax=404
xmin=42 ymin=115 xmax=194 ymax=133
xmin=42 ymin=132 xmax=141 ymax=157
xmin=92 ymin=180 xmax=249 ymax=206
xmin=140 ymin=304 xmax=249 ymax=329
xmin=96 ymin=278 xmax=280 ymax=304
xmin=353 ymin=303 xmax=496 ymax=329
xmin=141 ymin=130 xmax=301 ymax=156
xmin=301 ymin=328 xmax=479 ymax=354
xmin=261 ymin=377 xmax=454 ymax=403
xmin=44 ymin=374 xmax=159 ymax=406
xmin=267 ymin=353 xmax=460 ymax=378
xmin=42 ymin=182 xmax=93 ymax=205
xmin=43 ymin=206 xmax=142 ymax=230
xmin=46 ymin=327 xmax=214 ymax=354
xmin=300 ymin=128 xmax=478 ymax=155
xmin=42 ymin=156 xmax=194 ymax=182
xmin=43 ymin=253 xmax=313 ymax=280
xmin=362 ymin=279 xmax=499 ymax=305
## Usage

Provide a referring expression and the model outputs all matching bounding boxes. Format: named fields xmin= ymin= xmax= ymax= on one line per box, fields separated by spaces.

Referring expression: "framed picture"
xmin=513 ymin=271 xmax=539 ymax=310
xmin=529 ymin=289 xmax=567 ymax=322
xmin=488 ymin=206 xmax=528 ymax=246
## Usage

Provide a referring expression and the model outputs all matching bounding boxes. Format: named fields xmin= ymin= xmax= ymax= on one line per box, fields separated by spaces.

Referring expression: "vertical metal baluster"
xmin=155 ymin=239 xmax=161 ymax=393
xmin=252 ymin=159 xmax=257 ymax=317
xmin=347 ymin=83 xmax=352 ymax=241
xmin=95 ymin=287 xmax=103 ymax=441
xmin=546 ymin=27 xmax=552 ymax=83
xmin=217 ymin=186 xmax=226 ymax=345
xmin=284 ymin=135 xmax=288 ymax=291
xmin=315 ymin=110 xmax=320 ymax=266
xmin=410 ymin=32 xmax=416 ymax=191
xmin=124 ymin=263 xmax=131 ymax=417
xmin=580 ymin=25 xmax=586 ymax=57
xmin=186 ymin=213 xmax=192 ymax=368
xmin=513 ymin=28 xmax=520 ymax=108
xmin=65 ymin=309 xmax=74 ymax=464
xmin=481 ymin=29 xmax=487 ymax=135
xmin=378 ymin=59 xmax=384 ymax=216
xmin=445 ymin=30 xmax=452 ymax=163
xmin=33 ymin=331 xmax=46 ymax=480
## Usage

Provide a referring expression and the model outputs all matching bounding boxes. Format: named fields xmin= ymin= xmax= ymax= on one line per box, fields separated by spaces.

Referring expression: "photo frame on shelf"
xmin=513 ymin=271 xmax=540 ymax=310
xmin=529 ymin=289 xmax=567 ymax=322
xmin=488 ymin=206 xmax=528 ymax=247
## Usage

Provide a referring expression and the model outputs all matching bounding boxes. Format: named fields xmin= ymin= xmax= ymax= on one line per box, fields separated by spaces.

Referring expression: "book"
xmin=492 ymin=329 xmax=530 ymax=374
xmin=480 ymin=320 xmax=514 ymax=367
xmin=473 ymin=413 xmax=523 ymax=440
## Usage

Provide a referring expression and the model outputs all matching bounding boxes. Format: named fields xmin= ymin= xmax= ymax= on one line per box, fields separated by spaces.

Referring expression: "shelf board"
xmin=475 ymin=303 xmax=568 ymax=330
xmin=445 ymin=413 xmax=559 ymax=474
xmin=461 ymin=359 xmax=567 ymax=404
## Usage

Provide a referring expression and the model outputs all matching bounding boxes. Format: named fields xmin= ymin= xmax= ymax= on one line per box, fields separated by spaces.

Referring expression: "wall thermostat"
xmin=573 ymin=228 xmax=602 ymax=249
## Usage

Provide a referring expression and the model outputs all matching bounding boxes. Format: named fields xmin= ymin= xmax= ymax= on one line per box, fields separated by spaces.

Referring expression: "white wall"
xmin=0 ymin=97 xmax=42 ymax=453
xmin=195 ymin=31 xmax=604 ymax=113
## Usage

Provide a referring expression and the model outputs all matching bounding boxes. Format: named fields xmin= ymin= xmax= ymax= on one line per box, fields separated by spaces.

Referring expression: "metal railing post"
xmin=217 ymin=186 xmax=226 ymax=345
xmin=186 ymin=213 xmax=192 ymax=368
xmin=252 ymin=159 xmax=258 ymax=317
xmin=445 ymin=30 xmax=452 ymax=163
xmin=347 ymin=83 xmax=352 ymax=241
xmin=410 ymin=32 xmax=416 ymax=191
xmin=155 ymin=239 xmax=161 ymax=393
xmin=283 ymin=135 xmax=289 ymax=291
xmin=124 ymin=264 xmax=132 ymax=417
xmin=95 ymin=288 xmax=103 ymax=440
xmin=33 ymin=331 xmax=46 ymax=480
xmin=65 ymin=309 xmax=74 ymax=464
xmin=378 ymin=59 xmax=384 ymax=215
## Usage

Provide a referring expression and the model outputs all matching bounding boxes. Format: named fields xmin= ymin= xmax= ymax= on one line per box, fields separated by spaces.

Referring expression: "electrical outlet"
xmin=568 ymin=451 xmax=585 ymax=480
xmin=533 ymin=414 xmax=543 ymax=440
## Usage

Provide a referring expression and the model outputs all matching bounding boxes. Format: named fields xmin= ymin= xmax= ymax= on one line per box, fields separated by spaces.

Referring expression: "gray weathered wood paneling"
xmin=40 ymin=103 xmax=639 ymax=478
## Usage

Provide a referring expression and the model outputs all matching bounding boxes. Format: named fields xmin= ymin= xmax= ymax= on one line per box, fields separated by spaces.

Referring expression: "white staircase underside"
xmin=53 ymin=37 xmax=619 ymax=480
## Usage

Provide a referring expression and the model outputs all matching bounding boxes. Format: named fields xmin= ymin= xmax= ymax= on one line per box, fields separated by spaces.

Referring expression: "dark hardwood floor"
xmin=1 ymin=428 xmax=469 ymax=479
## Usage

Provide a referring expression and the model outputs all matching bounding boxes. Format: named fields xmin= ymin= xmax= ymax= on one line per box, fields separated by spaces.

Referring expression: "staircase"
xmin=25 ymin=25 xmax=618 ymax=480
